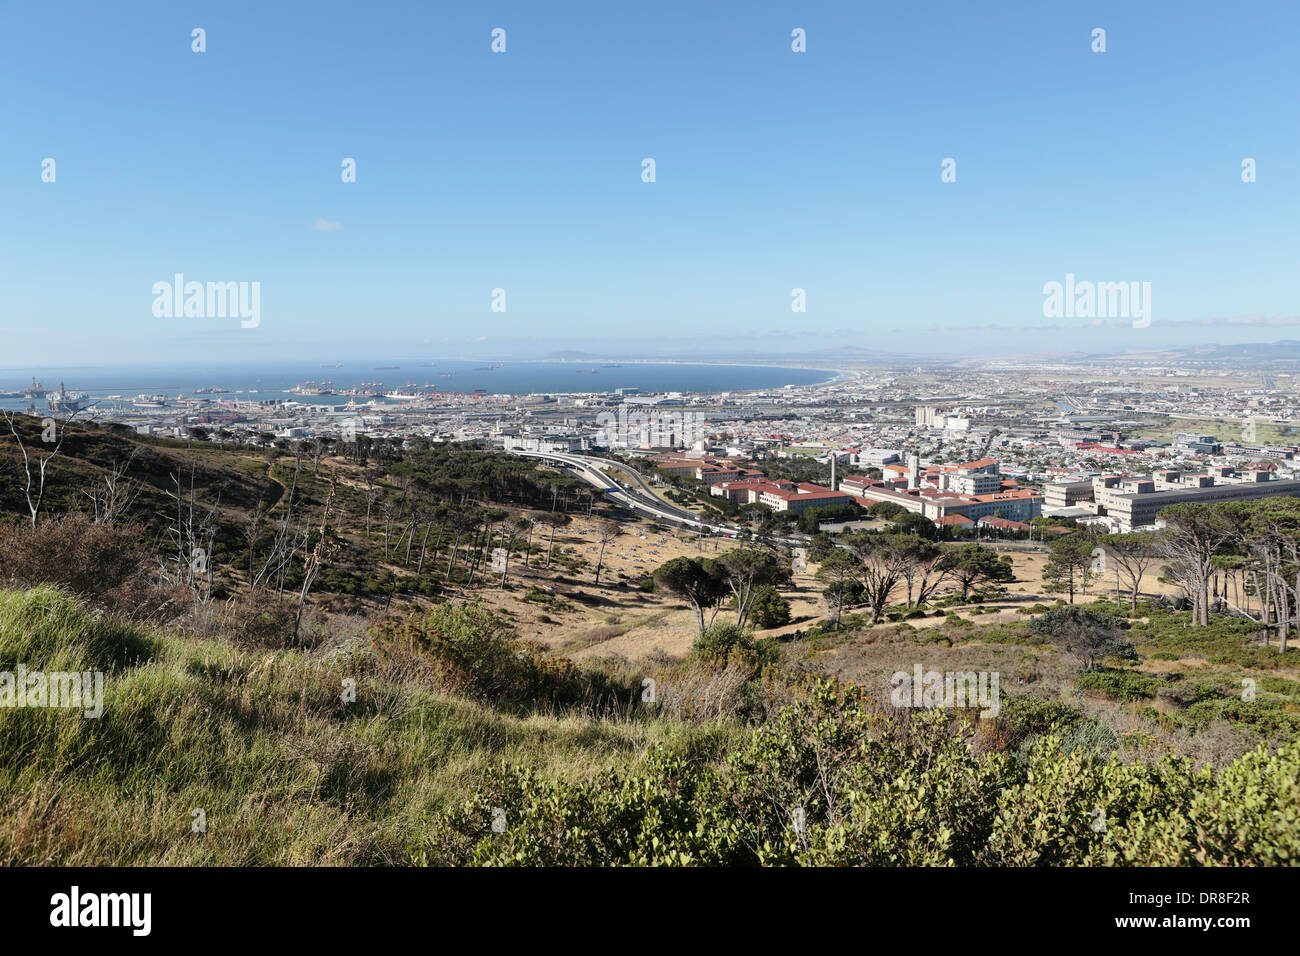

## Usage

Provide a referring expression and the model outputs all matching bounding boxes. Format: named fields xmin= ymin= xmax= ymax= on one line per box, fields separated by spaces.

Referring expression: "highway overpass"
xmin=505 ymin=449 xmax=743 ymax=535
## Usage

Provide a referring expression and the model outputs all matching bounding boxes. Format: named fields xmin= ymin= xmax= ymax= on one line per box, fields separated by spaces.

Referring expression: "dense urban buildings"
xmin=12 ymin=354 xmax=1300 ymax=536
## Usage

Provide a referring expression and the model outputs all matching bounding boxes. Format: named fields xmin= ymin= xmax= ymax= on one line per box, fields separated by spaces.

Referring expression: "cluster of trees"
xmin=1154 ymin=499 xmax=1300 ymax=652
xmin=1039 ymin=499 xmax=1300 ymax=653
xmin=812 ymin=534 xmax=1014 ymax=627
xmin=231 ymin=442 xmax=601 ymax=603
xmin=652 ymin=548 xmax=793 ymax=635
xmin=0 ymin=413 xmax=629 ymax=616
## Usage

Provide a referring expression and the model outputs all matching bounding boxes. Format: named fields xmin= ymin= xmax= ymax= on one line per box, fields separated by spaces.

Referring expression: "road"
xmin=507 ymin=449 xmax=745 ymax=535
xmin=506 ymin=448 xmax=1043 ymax=568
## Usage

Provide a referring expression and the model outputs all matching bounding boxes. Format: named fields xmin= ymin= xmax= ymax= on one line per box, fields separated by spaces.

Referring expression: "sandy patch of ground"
xmin=456 ymin=522 xmax=1187 ymax=664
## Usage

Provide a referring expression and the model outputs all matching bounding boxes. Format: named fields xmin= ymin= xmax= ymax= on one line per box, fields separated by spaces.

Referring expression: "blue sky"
xmin=2 ymin=0 xmax=1299 ymax=364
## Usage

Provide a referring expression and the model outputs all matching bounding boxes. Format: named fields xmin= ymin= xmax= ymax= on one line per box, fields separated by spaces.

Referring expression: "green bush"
xmin=745 ymin=585 xmax=791 ymax=630
xmin=1054 ymin=719 xmax=1119 ymax=757
xmin=999 ymin=694 xmax=1084 ymax=739
xmin=1181 ymin=697 xmax=1300 ymax=738
xmin=420 ymin=679 xmax=1300 ymax=866
xmin=371 ymin=602 xmax=636 ymax=714
xmin=1130 ymin=612 xmax=1290 ymax=669
xmin=1075 ymin=670 xmax=1165 ymax=702
xmin=692 ymin=622 xmax=779 ymax=667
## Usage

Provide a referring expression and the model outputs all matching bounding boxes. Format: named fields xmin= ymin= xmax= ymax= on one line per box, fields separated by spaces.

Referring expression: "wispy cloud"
xmin=313 ymin=218 xmax=343 ymax=232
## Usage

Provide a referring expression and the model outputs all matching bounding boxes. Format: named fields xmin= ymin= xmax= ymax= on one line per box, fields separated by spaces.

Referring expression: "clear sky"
xmin=3 ymin=0 xmax=1299 ymax=364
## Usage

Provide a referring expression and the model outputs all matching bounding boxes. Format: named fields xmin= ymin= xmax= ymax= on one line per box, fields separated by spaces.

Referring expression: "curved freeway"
xmin=507 ymin=449 xmax=743 ymax=535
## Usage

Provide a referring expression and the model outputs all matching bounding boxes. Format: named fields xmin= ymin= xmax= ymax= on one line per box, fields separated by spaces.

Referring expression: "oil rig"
xmin=46 ymin=381 xmax=91 ymax=415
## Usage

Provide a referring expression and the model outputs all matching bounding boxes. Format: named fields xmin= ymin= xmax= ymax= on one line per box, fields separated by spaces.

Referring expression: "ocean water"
xmin=0 ymin=360 xmax=839 ymax=411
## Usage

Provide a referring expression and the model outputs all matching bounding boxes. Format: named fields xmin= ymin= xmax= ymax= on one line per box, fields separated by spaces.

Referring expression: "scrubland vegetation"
xmin=0 ymin=417 xmax=1296 ymax=865
xmin=1 ymin=582 xmax=1295 ymax=866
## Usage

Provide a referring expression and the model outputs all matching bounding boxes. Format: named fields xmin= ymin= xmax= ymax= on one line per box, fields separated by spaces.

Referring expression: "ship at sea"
xmin=24 ymin=377 xmax=48 ymax=399
xmin=384 ymin=387 xmax=422 ymax=401
xmin=46 ymin=381 xmax=91 ymax=415
xmin=575 ymin=369 xmax=599 ymax=374
xmin=375 ymin=365 xmax=400 ymax=370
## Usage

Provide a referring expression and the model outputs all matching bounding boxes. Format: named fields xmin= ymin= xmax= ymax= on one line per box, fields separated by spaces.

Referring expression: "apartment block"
xmin=1044 ymin=469 xmax=1300 ymax=531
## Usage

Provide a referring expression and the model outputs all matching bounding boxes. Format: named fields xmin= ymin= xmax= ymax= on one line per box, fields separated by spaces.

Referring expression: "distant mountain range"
xmin=1000 ymin=341 xmax=1300 ymax=365
xmin=543 ymin=345 xmax=929 ymax=365
xmin=547 ymin=341 xmax=1300 ymax=368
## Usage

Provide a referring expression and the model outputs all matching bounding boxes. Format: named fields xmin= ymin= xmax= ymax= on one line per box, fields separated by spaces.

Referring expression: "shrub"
xmin=0 ymin=516 xmax=189 ymax=624
xmin=1054 ymin=719 xmax=1119 ymax=757
xmin=745 ymin=585 xmax=791 ymax=630
xmin=419 ymin=680 xmax=1300 ymax=866
xmin=999 ymin=694 xmax=1083 ymax=740
xmin=1075 ymin=670 xmax=1164 ymax=702
xmin=371 ymin=602 xmax=636 ymax=714
xmin=219 ymin=591 xmax=302 ymax=650
xmin=691 ymin=622 xmax=778 ymax=666
xmin=1029 ymin=605 xmax=1136 ymax=672
xmin=1180 ymin=697 xmax=1300 ymax=738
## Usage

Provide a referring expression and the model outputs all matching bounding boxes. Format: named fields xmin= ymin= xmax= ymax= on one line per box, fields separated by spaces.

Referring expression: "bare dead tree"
xmin=415 ymin=514 xmax=437 ymax=577
xmin=363 ymin=471 xmax=380 ymax=538
xmin=160 ymin=463 xmax=221 ymax=603
xmin=243 ymin=502 xmax=267 ymax=585
xmin=293 ymin=478 xmax=337 ymax=645
xmin=543 ymin=512 xmax=571 ymax=569
xmin=83 ymin=444 xmax=143 ymax=526
xmin=498 ymin=516 xmax=533 ymax=588
xmin=402 ymin=516 xmax=418 ymax=566
xmin=520 ymin=513 xmax=538 ymax=569
xmin=250 ymin=463 xmax=303 ymax=592
xmin=593 ymin=519 xmax=622 ymax=586
xmin=2 ymin=408 xmax=93 ymax=532
xmin=380 ymin=496 xmax=398 ymax=560
xmin=465 ymin=517 xmax=489 ymax=588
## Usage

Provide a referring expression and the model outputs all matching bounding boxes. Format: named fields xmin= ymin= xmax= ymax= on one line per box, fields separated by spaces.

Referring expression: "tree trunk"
xmin=416 ymin=522 xmax=432 ymax=576
xmin=447 ymin=531 xmax=462 ymax=577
